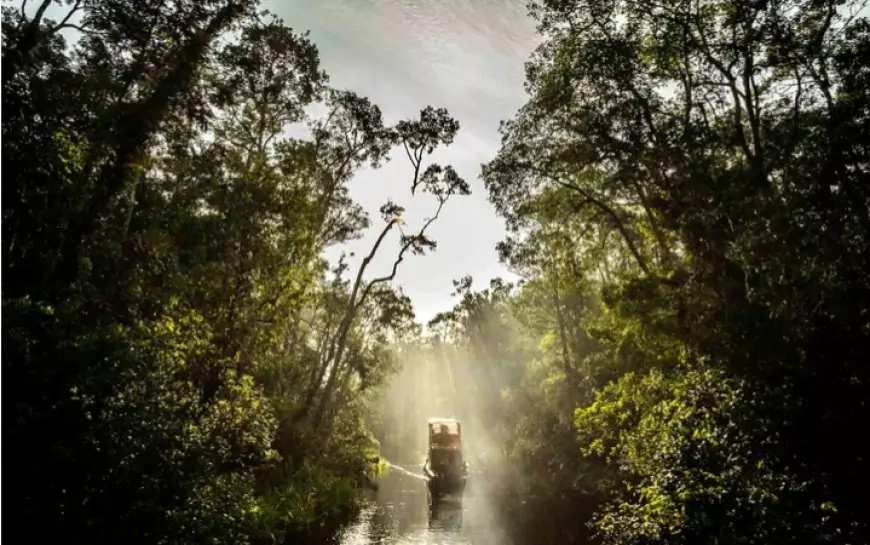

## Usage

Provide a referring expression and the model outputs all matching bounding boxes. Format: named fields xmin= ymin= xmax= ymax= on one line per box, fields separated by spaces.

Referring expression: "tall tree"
xmin=482 ymin=0 xmax=870 ymax=542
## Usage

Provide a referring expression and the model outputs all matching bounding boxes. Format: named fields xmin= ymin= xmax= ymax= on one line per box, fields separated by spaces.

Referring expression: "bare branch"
xmin=402 ymin=139 xmax=425 ymax=195
xmin=48 ymin=0 xmax=84 ymax=34
xmin=355 ymin=218 xmax=401 ymax=291
xmin=30 ymin=0 xmax=52 ymax=26
xmin=358 ymin=198 xmax=447 ymax=306
xmin=52 ymin=22 xmax=90 ymax=34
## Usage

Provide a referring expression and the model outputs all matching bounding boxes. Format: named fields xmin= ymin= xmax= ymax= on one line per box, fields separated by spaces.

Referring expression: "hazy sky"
xmin=270 ymin=0 xmax=539 ymax=324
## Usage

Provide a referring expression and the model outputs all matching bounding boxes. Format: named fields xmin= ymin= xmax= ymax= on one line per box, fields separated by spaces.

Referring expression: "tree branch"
xmin=30 ymin=0 xmax=51 ymax=25
xmin=357 ymin=198 xmax=447 ymax=308
xmin=523 ymin=161 xmax=652 ymax=276
xmin=48 ymin=0 xmax=83 ymax=34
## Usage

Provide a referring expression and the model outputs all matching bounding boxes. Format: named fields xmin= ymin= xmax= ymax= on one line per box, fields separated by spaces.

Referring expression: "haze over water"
xmin=269 ymin=5 xmax=540 ymax=541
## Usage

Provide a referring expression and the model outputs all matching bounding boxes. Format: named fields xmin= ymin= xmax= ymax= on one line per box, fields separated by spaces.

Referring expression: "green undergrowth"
xmin=249 ymin=445 xmax=388 ymax=544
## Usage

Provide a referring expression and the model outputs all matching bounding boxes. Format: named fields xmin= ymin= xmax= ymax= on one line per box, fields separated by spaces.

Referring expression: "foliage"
xmin=404 ymin=0 xmax=870 ymax=543
xmin=7 ymin=0 xmax=869 ymax=543
xmin=3 ymin=1 xmax=468 ymax=543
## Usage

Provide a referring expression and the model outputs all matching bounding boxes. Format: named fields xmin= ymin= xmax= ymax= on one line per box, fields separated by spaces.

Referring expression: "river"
xmin=334 ymin=462 xmax=515 ymax=545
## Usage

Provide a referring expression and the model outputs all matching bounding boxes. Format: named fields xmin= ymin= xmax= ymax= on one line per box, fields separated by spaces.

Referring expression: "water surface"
xmin=337 ymin=463 xmax=513 ymax=545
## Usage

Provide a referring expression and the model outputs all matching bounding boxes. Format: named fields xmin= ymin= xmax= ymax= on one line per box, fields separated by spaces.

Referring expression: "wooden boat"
xmin=422 ymin=417 xmax=468 ymax=498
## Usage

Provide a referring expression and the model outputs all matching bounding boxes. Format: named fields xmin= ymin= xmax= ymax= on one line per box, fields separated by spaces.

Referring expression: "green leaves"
xmin=396 ymin=105 xmax=459 ymax=155
xmin=475 ymin=0 xmax=870 ymax=543
xmin=4 ymin=1 xmax=465 ymax=542
xmin=213 ymin=16 xmax=325 ymax=120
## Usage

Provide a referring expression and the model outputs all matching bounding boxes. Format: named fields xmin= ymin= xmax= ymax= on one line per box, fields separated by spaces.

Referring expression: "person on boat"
xmin=423 ymin=451 xmax=467 ymax=478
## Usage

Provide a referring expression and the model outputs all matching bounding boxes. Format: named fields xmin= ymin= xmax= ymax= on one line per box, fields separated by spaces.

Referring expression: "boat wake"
xmin=386 ymin=462 xmax=427 ymax=481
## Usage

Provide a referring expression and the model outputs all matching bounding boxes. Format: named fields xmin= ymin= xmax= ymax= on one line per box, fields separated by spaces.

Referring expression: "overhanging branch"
xmin=356 ymin=196 xmax=447 ymax=309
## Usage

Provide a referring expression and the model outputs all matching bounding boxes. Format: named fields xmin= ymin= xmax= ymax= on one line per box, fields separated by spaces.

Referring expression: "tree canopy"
xmin=4 ymin=0 xmax=869 ymax=544
xmin=427 ymin=0 xmax=870 ymax=542
xmin=3 ymin=1 xmax=468 ymax=543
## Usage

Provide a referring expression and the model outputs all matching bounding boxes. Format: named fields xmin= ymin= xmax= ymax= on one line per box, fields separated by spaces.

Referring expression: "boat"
xmin=422 ymin=417 xmax=468 ymax=498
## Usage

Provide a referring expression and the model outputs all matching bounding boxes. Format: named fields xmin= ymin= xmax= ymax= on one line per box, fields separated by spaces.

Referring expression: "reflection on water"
xmin=428 ymin=500 xmax=463 ymax=533
xmin=337 ymin=463 xmax=512 ymax=545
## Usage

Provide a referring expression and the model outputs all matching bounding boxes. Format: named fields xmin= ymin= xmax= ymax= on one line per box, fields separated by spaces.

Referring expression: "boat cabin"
xmin=428 ymin=417 xmax=461 ymax=449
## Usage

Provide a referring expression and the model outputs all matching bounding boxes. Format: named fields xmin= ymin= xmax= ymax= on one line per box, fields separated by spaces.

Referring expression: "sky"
xmin=269 ymin=0 xmax=540 ymax=324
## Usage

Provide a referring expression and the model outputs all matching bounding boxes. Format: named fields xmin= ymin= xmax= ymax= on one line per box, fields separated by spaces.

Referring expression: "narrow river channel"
xmin=336 ymin=462 xmax=514 ymax=545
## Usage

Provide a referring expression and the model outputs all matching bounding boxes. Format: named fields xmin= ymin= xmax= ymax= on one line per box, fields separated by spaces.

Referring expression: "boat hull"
xmin=426 ymin=474 xmax=467 ymax=497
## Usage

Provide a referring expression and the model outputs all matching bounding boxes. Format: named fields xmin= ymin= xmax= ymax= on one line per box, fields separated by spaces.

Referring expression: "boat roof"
xmin=428 ymin=417 xmax=460 ymax=425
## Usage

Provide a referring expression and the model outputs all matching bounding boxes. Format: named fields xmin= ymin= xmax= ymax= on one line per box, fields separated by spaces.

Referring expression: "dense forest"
xmin=4 ymin=1 xmax=869 ymax=545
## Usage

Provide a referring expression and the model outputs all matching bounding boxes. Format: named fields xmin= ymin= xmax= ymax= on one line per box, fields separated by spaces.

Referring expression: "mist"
xmin=375 ymin=340 xmax=505 ymax=470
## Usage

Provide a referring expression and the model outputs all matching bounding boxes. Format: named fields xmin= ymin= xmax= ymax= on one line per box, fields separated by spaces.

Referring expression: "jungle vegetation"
xmin=4 ymin=0 xmax=869 ymax=544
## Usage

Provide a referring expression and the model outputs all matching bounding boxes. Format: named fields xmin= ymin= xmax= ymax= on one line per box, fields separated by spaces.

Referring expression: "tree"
xmin=481 ymin=0 xmax=870 ymax=542
xmin=2 ymin=1 xmax=469 ymax=542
